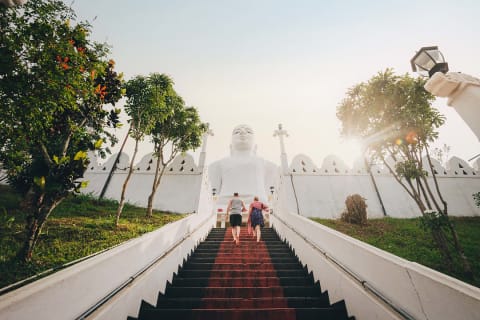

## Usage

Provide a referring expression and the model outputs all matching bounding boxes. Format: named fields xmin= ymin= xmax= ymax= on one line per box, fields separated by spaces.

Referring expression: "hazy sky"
xmin=68 ymin=0 xmax=480 ymax=168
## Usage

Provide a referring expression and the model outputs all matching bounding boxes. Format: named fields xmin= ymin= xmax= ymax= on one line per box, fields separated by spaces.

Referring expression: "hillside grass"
xmin=0 ymin=185 xmax=186 ymax=289
xmin=311 ymin=216 xmax=480 ymax=288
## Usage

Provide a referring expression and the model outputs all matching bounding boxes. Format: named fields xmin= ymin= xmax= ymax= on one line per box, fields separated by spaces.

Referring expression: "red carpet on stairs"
xmin=129 ymin=227 xmax=354 ymax=320
xmin=201 ymin=228 xmax=293 ymax=317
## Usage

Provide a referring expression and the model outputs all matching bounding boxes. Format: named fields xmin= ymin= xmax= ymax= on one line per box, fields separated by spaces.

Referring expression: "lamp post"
xmin=410 ymin=46 xmax=480 ymax=143
xmin=411 ymin=46 xmax=449 ymax=77
xmin=268 ymin=186 xmax=274 ymax=202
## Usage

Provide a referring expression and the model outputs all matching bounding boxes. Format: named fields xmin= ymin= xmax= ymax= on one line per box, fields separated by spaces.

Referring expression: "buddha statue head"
xmin=230 ymin=124 xmax=256 ymax=154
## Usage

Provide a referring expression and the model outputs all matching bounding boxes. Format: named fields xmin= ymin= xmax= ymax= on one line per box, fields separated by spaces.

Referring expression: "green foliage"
xmin=0 ymin=0 xmax=124 ymax=260
xmin=336 ymin=69 xmax=444 ymax=172
xmin=150 ymin=91 xmax=207 ymax=155
xmin=336 ymin=69 xmax=446 ymax=213
xmin=124 ymin=73 xmax=173 ymax=141
xmin=341 ymin=194 xmax=367 ymax=225
xmin=0 ymin=208 xmax=15 ymax=231
xmin=146 ymin=83 xmax=207 ymax=215
xmin=419 ymin=210 xmax=450 ymax=232
xmin=0 ymin=188 xmax=186 ymax=288
xmin=1 ymin=0 xmax=123 ymax=196
xmin=395 ymin=159 xmax=428 ymax=180
xmin=474 ymin=192 xmax=480 ymax=208
xmin=311 ymin=217 xmax=480 ymax=288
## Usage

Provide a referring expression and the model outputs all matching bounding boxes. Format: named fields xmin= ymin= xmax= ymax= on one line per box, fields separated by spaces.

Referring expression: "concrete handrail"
xmin=0 ymin=210 xmax=216 ymax=320
xmin=271 ymin=210 xmax=480 ymax=320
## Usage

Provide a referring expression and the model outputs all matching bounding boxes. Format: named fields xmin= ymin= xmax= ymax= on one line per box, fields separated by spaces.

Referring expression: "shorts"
xmin=229 ymin=214 xmax=242 ymax=227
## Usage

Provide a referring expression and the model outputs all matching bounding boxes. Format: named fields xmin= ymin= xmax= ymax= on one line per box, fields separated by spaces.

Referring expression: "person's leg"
xmin=236 ymin=225 xmax=241 ymax=243
xmin=256 ymin=225 xmax=261 ymax=242
xmin=231 ymin=224 xmax=236 ymax=241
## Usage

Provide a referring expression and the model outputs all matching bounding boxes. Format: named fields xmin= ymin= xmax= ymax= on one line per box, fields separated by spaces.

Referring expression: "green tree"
xmin=0 ymin=0 xmax=123 ymax=261
xmin=146 ymin=88 xmax=206 ymax=217
xmin=336 ymin=69 xmax=473 ymax=278
xmin=115 ymin=74 xmax=172 ymax=225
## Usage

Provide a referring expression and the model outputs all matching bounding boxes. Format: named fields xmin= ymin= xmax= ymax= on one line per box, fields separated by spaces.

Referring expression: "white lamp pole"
xmin=411 ymin=46 xmax=480 ymax=142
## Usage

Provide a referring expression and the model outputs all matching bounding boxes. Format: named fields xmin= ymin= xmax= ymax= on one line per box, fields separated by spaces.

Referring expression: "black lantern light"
xmin=410 ymin=46 xmax=449 ymax=78
xmin=269 ymin=186 xmax=275 ymax=195
xmin=212 ymin=188 xmax=216 ymax=196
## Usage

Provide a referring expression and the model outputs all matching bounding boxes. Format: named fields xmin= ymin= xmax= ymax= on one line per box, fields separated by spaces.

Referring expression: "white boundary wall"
xmin=285 ymin=154 xmax=480 ymax=218
xmin=81 ymin=152 xmax=203 ymax=213
xmin=2 ymin=151 xmax=478 ymax=218
xmin=0 ymin=172 xmax=215 ymax=320
xmin=271 ymin=175 xmax=480 ymax=320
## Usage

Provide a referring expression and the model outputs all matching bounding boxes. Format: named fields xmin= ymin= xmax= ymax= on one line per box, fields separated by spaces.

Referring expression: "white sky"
xmin=69 ymin=0 xmax=480 ymax=168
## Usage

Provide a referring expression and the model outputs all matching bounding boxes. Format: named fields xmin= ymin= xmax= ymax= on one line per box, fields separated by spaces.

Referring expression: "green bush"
xmin=341 ymin=194 xmax=367 ymax=225
xmin=474 ymin=192 xmax=480 ymax=208
xmin=0 ymin=208 xmax=15 ymax=231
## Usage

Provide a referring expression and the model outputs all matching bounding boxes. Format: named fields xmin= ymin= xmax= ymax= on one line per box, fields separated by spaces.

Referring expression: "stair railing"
xmin=272 ymin=206 xmax=480 ymax=320
xmin=272 ymin=212 xmax=415 ymax=320
xmin=75 ymin=210 xmax=216 ymax=320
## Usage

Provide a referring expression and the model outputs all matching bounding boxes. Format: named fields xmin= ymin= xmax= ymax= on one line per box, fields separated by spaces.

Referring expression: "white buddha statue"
xmin=208 ymin=124 xmax=278 ymax=205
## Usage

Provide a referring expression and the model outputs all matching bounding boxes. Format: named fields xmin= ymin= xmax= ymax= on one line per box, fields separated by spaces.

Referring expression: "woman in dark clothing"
xmin=248 ymin=196 xmax=268 ymax=242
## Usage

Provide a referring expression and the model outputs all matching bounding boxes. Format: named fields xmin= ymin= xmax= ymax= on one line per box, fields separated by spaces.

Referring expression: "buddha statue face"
xmin=231 ymin=124 xmax=254 ymax=151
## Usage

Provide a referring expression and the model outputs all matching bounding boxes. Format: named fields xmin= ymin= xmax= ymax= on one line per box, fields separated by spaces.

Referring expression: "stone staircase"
xmin=129 ymin=227 xmax=354 ymax=320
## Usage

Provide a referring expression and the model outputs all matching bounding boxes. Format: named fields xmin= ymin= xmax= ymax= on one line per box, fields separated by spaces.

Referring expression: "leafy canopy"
xmin=336 ymin=69 xmax=444 ymax=173
xmin=0 ymin=0 xmax=123 ymax=197
xmin=124 ymin=73 xmax=173 ymax=141
xmin=150 ymin=90 xmax=206 ymax=158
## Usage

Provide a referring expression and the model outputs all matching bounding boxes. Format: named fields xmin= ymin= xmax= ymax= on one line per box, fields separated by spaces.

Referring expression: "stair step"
xmin=191 ymin=252 xmax=293 ymax=258
xmin=131 ymin=227 xmax=352 ymax=320
xmin=197 ymin=241 xmax=287 ymax=246
xmin=164 ymin=286 xmax=323 ymax=298
xmin=181 ymin=262 xmax=302 ymax=270
xmin=177 ymin=269 xmax=308 ymax=278
xmin=155 ymin=296 xmax=332 ymax=309
xmin=171 ymin=276 xmax=312 ymax=287
xmin=136 ymin=307 xmax=348 ymax=320
xmin=187 ymin=257 xmax=299 ymax=263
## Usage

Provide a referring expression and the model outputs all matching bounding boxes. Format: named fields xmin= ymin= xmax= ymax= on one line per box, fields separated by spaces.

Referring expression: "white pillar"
xmin=198 ymin=124 xmax=214 ymax=172
xmin=273 ymin=124 xmax=290 ymax=175
xmin=425 ymin=72 xmax=480 ymax=141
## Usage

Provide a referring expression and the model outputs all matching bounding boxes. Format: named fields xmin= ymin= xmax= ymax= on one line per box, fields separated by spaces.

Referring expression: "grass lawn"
xmin=311 ymin=216 xmax=480 ymax=288
xmin=0 ymin=185 xmax=187 ymax=289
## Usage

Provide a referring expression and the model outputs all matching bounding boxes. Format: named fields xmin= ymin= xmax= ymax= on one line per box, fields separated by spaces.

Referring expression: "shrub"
xmin=341 ymin=194 xmax=368 ymax=225
xmin=474 ymin=192 xmax=480 ymax=208
xmin=0 ymin=208 xmax=15 ymax=232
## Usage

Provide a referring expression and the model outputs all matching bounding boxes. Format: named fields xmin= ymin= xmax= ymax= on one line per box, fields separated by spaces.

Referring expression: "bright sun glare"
xmin=331 ymin=139 xmax=363 ymax=168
